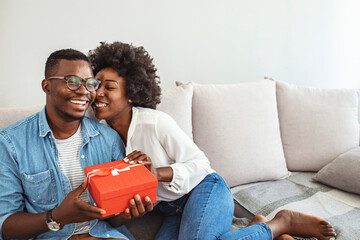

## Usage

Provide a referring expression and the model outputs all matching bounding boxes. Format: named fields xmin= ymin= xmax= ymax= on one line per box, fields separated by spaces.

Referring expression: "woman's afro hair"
xmin=88 ymin=41 xmax=161 ymax=109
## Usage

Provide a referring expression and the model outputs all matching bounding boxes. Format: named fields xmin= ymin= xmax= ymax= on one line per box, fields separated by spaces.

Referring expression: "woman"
xmin=88 ymin=41 xmax=336 ymax=240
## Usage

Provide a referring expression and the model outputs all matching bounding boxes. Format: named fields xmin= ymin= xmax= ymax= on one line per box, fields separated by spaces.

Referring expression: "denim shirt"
xmin=0 ymin=107 xmax=128 ymax=240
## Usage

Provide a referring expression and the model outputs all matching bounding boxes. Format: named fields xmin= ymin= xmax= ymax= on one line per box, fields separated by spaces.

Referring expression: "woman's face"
xmin=92 ymin=67 xmax=132 ymax=121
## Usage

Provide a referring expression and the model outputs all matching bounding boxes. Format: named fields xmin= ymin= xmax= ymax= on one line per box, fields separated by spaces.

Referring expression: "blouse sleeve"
xmin=155 ymin=112 xmax=214 ymax=195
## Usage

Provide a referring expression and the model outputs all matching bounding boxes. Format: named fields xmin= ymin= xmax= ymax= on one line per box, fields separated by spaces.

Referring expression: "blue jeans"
xmin=154 ymin=173 xmax=273 ymax=240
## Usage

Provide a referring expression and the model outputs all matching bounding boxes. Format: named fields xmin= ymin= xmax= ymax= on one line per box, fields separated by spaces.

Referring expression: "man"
xmin=0 ymin=49 xmax=142 ymax=239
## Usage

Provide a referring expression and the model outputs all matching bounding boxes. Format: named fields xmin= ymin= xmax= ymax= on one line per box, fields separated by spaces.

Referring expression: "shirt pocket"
xmin=21 ymin=169 xmax=57 ymax=206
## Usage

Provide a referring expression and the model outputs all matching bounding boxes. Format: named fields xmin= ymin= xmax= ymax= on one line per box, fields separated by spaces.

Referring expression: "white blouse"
xmin=125 ymin=107 xmax=214 ymax=202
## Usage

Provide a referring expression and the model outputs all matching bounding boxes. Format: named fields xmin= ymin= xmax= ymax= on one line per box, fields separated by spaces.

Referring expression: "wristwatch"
xmin=46 ymin=209 xmax=62 ymax=231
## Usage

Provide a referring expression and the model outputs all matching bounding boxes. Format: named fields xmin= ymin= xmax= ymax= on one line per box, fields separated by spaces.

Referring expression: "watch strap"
xmin=46 ymin=208 xmax=62 ymax=230
xmin=46 ymin=209 xmax=54 ymax=223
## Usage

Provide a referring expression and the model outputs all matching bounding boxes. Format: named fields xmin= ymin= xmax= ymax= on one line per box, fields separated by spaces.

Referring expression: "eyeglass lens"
xmin=66 ymin=76 xmax=99 ymax=92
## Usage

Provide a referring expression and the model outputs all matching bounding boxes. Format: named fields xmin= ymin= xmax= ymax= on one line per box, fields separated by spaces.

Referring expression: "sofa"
xmin=1 ymin=79 xmax=359 ymax=240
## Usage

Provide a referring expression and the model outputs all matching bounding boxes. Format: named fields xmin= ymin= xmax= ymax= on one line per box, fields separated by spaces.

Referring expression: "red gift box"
xmin=84 ymin=160 xmax=158 ymax=217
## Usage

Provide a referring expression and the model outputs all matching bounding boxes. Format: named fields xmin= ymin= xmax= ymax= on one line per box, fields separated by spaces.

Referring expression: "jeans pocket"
xmin=21 ymin=169 xmax=57 ymax=206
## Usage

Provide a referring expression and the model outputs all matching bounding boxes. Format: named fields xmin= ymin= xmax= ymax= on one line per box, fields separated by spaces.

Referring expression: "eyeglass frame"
xmin=46 ymin=75 xmax=101 ymax=92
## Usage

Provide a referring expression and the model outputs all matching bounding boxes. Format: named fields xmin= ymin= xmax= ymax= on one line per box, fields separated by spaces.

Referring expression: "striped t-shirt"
xmin=55 ymin=124 xmax=90 ymax=234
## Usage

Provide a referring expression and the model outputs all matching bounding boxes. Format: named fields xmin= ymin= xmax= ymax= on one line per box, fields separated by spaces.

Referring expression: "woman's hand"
xmin=107 ymin=195 xmax=153 ymax=227
xmin=124 ymin=150 xmax=158 ymax=178
xmin=124 ymin=150 xmax=174 ymax=182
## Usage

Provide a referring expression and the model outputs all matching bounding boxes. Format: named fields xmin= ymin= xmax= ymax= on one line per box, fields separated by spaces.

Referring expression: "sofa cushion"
xmin=313 ymin=147 xmax=360 ymax=195
xmin=156 ymin=83 xmax=193 ymax=139
xmin=276 ymin=80 xmax=360 ymax=171
xmin=0 ymin=105 xmax=43 ymax=130
xmin=179 ymin=80 xmax=289 ymax=187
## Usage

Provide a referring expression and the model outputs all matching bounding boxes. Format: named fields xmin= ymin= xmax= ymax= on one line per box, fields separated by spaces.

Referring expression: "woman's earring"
xmin=128 ymin=99 xmax=132 ymax=103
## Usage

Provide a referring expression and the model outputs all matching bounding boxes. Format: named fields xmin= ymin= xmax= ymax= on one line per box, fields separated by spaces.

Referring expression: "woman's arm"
xmin=127 ymin=111 xmax=213 ymax=196
xmin=155 ymin=113 xmax=213 ymax=195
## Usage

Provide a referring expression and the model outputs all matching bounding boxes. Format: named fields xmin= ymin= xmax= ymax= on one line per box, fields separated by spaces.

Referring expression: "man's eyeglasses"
xmin=46 ymin=75 xmax=101 ymax=92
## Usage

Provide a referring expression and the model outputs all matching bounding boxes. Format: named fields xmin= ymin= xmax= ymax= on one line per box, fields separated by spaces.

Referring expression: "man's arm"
xmin=2 ymin=179 xmax=105 ymax=239
xmin=2 ymin=212 xmax=49 ymax=239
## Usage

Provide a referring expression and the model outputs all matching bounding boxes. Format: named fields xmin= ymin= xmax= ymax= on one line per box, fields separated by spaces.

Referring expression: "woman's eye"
xmin=105 ymin=86 xmax=116 ymax=90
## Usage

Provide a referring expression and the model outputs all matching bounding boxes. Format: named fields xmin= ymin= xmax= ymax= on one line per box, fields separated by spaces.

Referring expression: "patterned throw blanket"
xmin=230 ymin=172 xmax=360 ymax=240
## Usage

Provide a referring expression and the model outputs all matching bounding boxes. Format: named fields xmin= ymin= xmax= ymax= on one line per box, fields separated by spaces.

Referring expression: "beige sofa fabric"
xmin=276 ymin=80 xmax=360 ymax=171
xmin=183 ymin=80 xmax=289 ymax=187
xmin=157 ymin=83 xmax=193 ymax=139
xmin=313 ymin=146 xmax=360 ymax=195
xmin=0 ymin=105 xmax=43 ymax=130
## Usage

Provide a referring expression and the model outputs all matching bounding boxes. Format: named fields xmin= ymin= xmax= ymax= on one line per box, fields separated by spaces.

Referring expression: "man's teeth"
xmin=95 ymin=103 xmax=107 ymax=107
xmin=70 ymin=100 xmax=87 ymax=105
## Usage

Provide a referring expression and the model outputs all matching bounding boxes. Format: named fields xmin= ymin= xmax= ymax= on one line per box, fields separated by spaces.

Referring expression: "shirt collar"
xmin=38 ymin=106 xmax=51 ymax=137
xmin=38 ymin=106 xmax=99 ymax=138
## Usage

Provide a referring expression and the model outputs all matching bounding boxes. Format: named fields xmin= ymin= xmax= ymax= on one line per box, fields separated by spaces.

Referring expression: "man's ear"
xmin=42 ymin=79 xmax=50 ymax=94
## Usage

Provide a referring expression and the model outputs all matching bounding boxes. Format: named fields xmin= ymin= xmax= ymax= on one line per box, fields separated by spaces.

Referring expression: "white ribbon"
xmin=86 ymin=164 xmax=140 ymax=183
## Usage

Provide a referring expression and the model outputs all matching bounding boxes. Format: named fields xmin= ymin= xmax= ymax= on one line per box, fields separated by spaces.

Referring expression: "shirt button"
xmin=81 ymin=155 xmax=85 ymax=159
xmin=106 ymin=234 xmax=110 ymax=237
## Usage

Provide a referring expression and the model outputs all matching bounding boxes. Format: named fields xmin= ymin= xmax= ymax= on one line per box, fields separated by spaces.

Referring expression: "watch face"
xmin=48 ymin=221 xmax=61 ymax=231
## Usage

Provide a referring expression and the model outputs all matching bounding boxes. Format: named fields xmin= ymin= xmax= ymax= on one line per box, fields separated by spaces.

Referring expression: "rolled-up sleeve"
xmin=0 ymin=134 xmax=24 ymax=239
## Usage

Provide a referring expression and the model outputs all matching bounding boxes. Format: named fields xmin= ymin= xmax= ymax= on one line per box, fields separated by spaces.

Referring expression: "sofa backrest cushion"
xmin=179 ymin=80 xmax=289 ymax=187
xmin=276 ymin=80 xmax=360 ymax=171
xmin=0 ymin=105 xmax=43 ymax=130
xmin=156 ymin=83 xmax=193 ymax=139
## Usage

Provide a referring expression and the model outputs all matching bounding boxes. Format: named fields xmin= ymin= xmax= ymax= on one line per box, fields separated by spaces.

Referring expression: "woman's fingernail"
xmin=129 ymin=161 xmax=134 ymax=164
xmin=138 ymin=160 xmax=143 ymax=163
xmin=135 ymin=194 xmax=140 ymax=200
xmin=100 ymin=210 xmax=106 ymax=215
xmin=124 ymin=157 xmax=129 ymax=162
xmin=145 ymin=196 xmax=150 ymax=201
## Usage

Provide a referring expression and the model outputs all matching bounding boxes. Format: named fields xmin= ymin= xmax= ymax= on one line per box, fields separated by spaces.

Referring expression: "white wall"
xmin=0 ymin=0 xmax=359 ymax=108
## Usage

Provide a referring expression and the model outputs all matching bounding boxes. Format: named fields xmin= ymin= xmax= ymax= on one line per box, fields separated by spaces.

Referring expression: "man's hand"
xmin=52 ymin=178 xmax=106 ymax=226
xmin=107 ymin=195 xmax=153 ymax=227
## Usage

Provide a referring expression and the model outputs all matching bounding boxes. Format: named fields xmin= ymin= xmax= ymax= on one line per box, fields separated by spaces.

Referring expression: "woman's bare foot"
xmin=266 ymin=210 xmax=336 ymax=240
xmin=248 ymin=215 xmax=268 ymax=226
xmin=248 ymin=215 xmax=294 ymax=240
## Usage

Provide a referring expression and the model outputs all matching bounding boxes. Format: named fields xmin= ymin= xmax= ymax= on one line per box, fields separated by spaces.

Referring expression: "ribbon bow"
xmin=87 ymin=162 xmax=140 ymax=183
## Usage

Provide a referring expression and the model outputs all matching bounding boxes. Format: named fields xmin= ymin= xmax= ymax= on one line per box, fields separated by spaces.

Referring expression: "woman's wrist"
xmin=155 ymin=167 xmax=173 ymax=182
